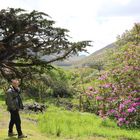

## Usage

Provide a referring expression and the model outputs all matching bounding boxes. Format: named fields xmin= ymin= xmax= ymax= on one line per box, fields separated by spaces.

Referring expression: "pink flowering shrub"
xmin=84 ymin=45 xmax=140 ymax=128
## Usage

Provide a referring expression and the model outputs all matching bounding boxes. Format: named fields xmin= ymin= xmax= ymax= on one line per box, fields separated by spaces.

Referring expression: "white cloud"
xmin=112 ymin=0 xmax=132 ymax=5
xmin=87 ymin=16 xmax=136 ymax=53
xmin=0 ymin=0 xmax=140 ymax=54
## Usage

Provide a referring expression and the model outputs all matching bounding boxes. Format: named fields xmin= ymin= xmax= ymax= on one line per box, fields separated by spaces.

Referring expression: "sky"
xmin=0 ymin=0 xmax=140 ymax=54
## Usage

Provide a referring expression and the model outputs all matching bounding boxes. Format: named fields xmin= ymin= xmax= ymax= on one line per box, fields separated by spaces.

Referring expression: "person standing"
xmin=5 ymin=79 xmax=27 ymax=139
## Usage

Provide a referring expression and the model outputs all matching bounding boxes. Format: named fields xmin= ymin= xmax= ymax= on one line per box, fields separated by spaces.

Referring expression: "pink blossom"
xmin=106 ymin=98 xmax=113 ymax=102
xmin=102 ymin=83 xmax=112 ymax=88
xmin=113 ymin=87 xmax=117 ymax=92
xmin=134 ymin=66 xmax=140 ymax=70
xmin=119 ymin=104 xmax=125 ymax=110
xmin=98 ymin=74 xmax=107 ymax=80
xmin=131 ymin=103 xmax=137 ymax=107
xmin=121 ymin=112 xmax=127 ymax=116
xmin=128 ymin=96 xmax=132 ymax=99
xmin=118 ymin=122 xmax=123 ymax=126
xmin=124 ymin=65 xmax=129 ymax=70
xmin=108 ymin=109 xmax=116 ymax=114
xmin=125 ymin=121 xmax=129 ymax=125
xmin=118 ymin=117 xmax=125 ymax=122
xmin=96 ymin=96 xmax=103 ymax=100
xmin=123 ymin=100 xmax=131 ymax=104
xmin=127 ymin=107 xmax=136 ymax=113
xmin=88 ymin=86 xmax=93 ymax=91
xmin=124 ymin=65 xmax=133 ymax=71
xmin=92 ymin=90 xmax=98 ymax=94
xmin=131 ymin=102 xmax=140 ymax=107
xmin=135 ymin=98 xmax=140 ymax=101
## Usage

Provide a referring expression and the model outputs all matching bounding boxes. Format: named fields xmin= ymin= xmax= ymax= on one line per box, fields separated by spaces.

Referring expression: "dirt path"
xmin=0 ymin=108 xmax=49 ymax=140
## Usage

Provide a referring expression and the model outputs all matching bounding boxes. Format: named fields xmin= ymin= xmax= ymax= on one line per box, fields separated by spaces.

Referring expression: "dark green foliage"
xmin=0 ymin=8 xmax=91 ymax=80
xmin=22 ymin=68 xmax=76 ymax=102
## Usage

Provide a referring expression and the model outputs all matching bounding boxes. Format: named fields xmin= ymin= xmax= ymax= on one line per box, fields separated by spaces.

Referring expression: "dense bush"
xmin=84 ymin=44 xmax=140 ymax=127
xmin=23 ymin=68 xmax=76 ymax=101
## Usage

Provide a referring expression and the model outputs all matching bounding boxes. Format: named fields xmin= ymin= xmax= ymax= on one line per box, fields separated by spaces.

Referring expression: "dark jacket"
xmin=5 ymin=86 xmax=23 ymax=111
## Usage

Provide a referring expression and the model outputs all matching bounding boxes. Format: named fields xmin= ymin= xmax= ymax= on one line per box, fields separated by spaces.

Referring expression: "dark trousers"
xmin=9 ymin=110 xmax=22 ymax=136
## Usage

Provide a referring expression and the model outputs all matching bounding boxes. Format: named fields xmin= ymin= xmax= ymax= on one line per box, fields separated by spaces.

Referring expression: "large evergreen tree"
xmin=0 ymin=8 xmax=91 ymax=80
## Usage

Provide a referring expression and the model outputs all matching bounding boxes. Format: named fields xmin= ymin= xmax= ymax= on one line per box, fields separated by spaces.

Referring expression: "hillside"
xmin=51 ymin=43 xmax=117 ymax=68
xmin=73 ymin=43 xmax=117 ymax=67
xmin=41 ymin=43 xmax=117 ymax=68
xmin=54 ymin=54 xmax=86 ymax=66
xmin=41 ymin=54 xmax=86 ymax=67
xmin=89 ymin=43 xmax=116 ymax=58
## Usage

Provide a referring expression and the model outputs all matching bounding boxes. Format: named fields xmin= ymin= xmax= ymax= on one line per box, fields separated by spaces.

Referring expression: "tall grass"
xmin=38 ymin=106 xmax=140 ymax=139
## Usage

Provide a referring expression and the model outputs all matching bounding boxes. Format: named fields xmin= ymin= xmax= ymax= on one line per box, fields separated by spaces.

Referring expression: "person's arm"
xmin=5 ymin=90 xmax=16 ymax=110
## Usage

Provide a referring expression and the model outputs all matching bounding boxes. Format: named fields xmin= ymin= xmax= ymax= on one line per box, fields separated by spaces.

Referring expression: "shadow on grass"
xmin=4 ymin=137 xmax=17 ymax=140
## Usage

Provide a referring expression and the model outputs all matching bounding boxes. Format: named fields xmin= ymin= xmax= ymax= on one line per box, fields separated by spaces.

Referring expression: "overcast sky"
xmin=0 ymin=0 xmax=140 ymax=54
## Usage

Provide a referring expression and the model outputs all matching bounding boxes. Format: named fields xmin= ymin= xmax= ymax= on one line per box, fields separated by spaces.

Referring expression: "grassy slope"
xmin=0 ymin=100 xmax=140 ymax=140
xmin=0 ymin=101 xmax=107 ymax=140
xmin=38 ymin=107 xmax=140 ymax=140
xmin=73 ymin=43 xmax=117 ymax=67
